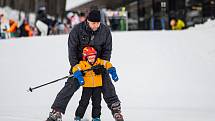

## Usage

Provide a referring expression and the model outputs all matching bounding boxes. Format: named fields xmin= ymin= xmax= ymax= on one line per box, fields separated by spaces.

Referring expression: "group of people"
xmin=0 ymin=13 xmax=34 ymax=39
xmin=45 ymin=9 xmax=124 ymax=121
xmin=0 ymin=6 xmax=129 ymax=39
xmin=0 ymin=6 xmax=86 ymax=39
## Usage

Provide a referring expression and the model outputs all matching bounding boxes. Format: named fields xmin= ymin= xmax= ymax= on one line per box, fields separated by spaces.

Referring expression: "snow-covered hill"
xmin=0 ymin=21 xmax=215 ymax=121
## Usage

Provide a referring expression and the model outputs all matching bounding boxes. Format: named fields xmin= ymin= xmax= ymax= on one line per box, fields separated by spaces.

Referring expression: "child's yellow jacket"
xmin=72 ymin=58 xmax=113 ymax=87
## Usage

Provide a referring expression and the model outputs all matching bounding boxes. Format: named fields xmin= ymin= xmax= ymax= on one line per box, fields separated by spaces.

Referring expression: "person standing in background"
xmin=35 ymin=6 xmax=49 ymax=36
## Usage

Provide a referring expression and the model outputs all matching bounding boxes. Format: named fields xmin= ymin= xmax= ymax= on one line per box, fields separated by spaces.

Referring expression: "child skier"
xmin=72 ymin=46 xmax=119 ymax=121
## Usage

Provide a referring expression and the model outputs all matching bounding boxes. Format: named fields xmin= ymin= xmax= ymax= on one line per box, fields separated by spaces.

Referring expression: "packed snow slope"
xmin=0 ymin=21 xmax=215 ymax=121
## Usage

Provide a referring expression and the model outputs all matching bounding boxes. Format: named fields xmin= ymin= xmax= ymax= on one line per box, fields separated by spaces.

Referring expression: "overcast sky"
xmin=66 ymin=0 xmax=92 ymax=10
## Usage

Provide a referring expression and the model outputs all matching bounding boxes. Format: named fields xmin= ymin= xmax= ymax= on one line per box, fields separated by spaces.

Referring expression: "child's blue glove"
xmin=73 ymin=70 xmax=84 ymax=85
xmin=108 ymin=67 xmax=119 ymax=82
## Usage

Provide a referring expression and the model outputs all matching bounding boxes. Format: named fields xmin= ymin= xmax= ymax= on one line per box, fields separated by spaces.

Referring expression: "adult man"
xmin=46 ymin=9 xmax=124 ymax=121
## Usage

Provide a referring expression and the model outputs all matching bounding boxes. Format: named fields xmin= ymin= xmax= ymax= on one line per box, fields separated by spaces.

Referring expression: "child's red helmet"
xmin=82 ymin=46 xmax=97 ymax=60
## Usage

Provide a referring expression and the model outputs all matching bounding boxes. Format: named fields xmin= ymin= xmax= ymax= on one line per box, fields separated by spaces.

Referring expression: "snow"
xmin=188 ymin=19 xmax=215 ymax=30
xmin=0 ymin=20 xmax=215 ymax=121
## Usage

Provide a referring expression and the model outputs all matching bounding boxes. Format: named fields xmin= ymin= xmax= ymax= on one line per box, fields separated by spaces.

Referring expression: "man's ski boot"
xmin=113 ymin=113 xmax=124 ymax=121
xmin=46 ymin=110 xmax=62 ymax=121
xmin=111 ymin=102 xmax=124 ymax=121
xmin=74 ymin=116 xmax=81 ymax=121
xmin=92 ymin=117 xmax=101 ymax=121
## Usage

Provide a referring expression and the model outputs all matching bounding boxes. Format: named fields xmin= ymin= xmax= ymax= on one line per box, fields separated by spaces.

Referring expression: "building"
xmin=0 ymin=0 xmax=66 ymax=19
xmin=1 ymin=0 xmax=213 ymax=30
xmin=67 ymin=0 xmax=187 ymax=30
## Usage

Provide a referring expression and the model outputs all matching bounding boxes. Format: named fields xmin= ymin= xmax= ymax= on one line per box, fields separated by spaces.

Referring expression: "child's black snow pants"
xmin=75 ymin=87 xmax=102 ymax=118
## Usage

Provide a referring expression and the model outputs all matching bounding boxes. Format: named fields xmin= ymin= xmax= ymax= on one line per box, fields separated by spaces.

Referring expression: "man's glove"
xmin=92 ymin=65 xmax=105 ymax=75
xmin=73 ymin=70 xmax=84 ymax=85
xmin=108 ymin=67 xmax=119 ymax=82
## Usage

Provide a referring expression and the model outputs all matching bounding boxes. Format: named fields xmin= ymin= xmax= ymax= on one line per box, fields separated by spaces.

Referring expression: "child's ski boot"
xmin=74 ymin=116 xmax=82 ymax=121
xmin=92 ymin=117 xmax=101 ymax=121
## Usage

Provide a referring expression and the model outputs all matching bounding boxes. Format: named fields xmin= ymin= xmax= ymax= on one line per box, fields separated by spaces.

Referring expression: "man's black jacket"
xmin=68 ymin=21 xmax=112 ymax=68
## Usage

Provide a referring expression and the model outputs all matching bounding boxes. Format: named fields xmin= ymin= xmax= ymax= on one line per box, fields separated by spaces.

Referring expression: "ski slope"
xmin=0 ymin=21 xmax=215 ymax=121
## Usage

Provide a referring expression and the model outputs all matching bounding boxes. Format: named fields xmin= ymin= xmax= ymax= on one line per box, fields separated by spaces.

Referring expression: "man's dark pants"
xmin=51 ymin=70 xmax=119 ymax=114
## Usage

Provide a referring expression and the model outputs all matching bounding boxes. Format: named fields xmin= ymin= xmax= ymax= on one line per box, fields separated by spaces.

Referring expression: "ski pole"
xmin=27 ymin=65 xmax=103 ymax=92
xmin=27 ymin=74 xmax=73 ymax=92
